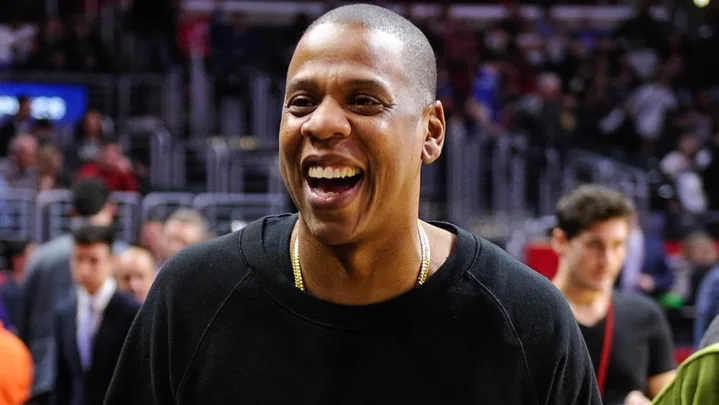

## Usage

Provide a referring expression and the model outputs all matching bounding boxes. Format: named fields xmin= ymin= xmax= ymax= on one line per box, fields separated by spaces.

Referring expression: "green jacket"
xmin=652 ymin=343 xmax=719 ymax=405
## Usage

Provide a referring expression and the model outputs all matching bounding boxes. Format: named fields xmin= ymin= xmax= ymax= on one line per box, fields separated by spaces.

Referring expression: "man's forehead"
xmin=289 ymin=23 xmax=407 ymax=85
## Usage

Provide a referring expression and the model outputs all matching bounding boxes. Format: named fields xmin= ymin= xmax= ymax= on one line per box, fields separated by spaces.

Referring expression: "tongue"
xmin=314 ymin=176 xmax=359 ymax=194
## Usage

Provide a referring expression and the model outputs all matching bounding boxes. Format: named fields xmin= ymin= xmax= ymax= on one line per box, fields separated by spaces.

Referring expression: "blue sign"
xmin=0 ymin=82 xmax=88 ymax=126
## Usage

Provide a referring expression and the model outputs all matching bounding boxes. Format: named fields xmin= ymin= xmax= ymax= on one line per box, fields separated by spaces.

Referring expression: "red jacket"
xmin=76 ymin=163 xmax=138 ymax=192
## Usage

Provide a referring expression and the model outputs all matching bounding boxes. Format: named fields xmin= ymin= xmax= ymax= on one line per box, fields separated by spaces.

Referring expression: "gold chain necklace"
xmin=291 ymin=220 xmax=431 ymax=292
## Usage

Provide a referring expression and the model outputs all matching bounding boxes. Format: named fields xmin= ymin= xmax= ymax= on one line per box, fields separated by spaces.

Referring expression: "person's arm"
xmin=699 ymin=314 xmax=719 ymax=349
xmin=647 ymin=303 xmax=677 ymax=398
xmin=694 ymin=275 xmax=719 ymax=349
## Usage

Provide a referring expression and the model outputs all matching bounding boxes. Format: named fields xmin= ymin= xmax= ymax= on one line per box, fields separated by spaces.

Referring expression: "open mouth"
xmin=305 ymin=166 xmax=364 ymax=198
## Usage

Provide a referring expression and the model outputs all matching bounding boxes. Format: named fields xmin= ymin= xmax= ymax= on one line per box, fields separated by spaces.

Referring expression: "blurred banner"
xmin=0 ymin=82 xmax=88 ymax=126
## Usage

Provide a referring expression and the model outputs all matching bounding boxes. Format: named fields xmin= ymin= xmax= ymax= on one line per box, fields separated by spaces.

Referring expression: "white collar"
xmin=77 ymin=278 xmax=116 ymax=313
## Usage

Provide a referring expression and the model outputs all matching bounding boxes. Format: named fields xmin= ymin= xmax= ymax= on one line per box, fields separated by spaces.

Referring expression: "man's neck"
xmin=554 ymin=276 xmax=612 ymax=326
xmin=293 ymin=218 xmax=426 ymax=305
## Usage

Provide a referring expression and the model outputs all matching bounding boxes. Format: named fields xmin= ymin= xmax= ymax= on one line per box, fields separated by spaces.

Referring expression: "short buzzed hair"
xmin=555 ymin=184 xmax=636 ymax=240
xmin=306 ymin=3 xmax=437 ymax=107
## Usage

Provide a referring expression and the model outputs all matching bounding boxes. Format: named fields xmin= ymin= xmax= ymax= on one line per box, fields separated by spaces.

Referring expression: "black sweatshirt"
xmin=104 ymin=214 xmax=601 ymax=405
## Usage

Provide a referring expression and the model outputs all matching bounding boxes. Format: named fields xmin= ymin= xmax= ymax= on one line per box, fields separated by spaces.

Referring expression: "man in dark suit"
xmin=52 ymin=225 xmax=139 ymax=405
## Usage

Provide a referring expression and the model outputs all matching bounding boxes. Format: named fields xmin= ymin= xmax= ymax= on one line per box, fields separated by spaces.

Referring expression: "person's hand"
xmin=624 ymin=390 xmax=651 ymax=405
xmin=637 ymin=274 xmax=656 ymax=293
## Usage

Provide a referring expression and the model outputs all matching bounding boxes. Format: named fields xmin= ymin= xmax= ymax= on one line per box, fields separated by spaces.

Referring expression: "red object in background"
xmin=178 ymin=14 xmax=210 ymax=59
xmin=524 ymin=242 xmax=559 ymax=280
xmin=76 ymin=163 xmax=138 ymax=192
xmin=524 ymin=240 xmax=719 ymax=281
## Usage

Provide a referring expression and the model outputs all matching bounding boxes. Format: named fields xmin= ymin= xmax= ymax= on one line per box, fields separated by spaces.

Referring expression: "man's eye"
xmin=288 ymin=96 xmax=315 ymax=108
xmin=353 ymin=96 xmax=380 ymax=106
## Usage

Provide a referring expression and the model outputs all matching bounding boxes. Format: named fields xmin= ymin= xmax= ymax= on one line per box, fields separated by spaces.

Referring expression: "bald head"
xmin=304 ymin=4 xmax=437 ymax=107
xmin=115 ymin=246 xmax=156 ymax=303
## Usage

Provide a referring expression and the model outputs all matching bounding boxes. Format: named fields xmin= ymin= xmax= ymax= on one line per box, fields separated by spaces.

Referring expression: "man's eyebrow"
xmin=286 ymin=76 xmax=393 ymax=95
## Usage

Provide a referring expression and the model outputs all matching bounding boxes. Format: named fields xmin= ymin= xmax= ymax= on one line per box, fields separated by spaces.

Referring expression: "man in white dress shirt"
xmin=52 ymin=225 xmax=139 ymax=405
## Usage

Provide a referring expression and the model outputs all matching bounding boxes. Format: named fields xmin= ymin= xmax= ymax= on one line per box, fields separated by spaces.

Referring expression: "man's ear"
xmin=551 ymin=227 xmax=569 ymax=256
xmin=421 ymin=100 xmax=446 ymax=164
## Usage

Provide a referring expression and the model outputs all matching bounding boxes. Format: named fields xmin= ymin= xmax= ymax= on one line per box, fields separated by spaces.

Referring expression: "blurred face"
xmin=140 ymin=221 xmax=164 ymax=258
xmin=553 ymin=218 xmax=630 ymax=292
xmin=115 ymin=252 xmax=156 ymax=302
xmin=162 ymin=220 xmax=205 ymax=259
xmin=14 ymin=141 xmax=37 ymax=169
xmin=280 ymin=23 xmax=444 ymax=244
xmin=101 ymin=144 xmax=123 ymax=167
xmin=679 ymin=136 xmax=699 ymax=156
xmin=72 ymin=243 xmax=113 ymax=296
xmin=685 ymin=239 xmax=717 ymax=269
xmin=85 ymin=112 xmax=103 ymax=137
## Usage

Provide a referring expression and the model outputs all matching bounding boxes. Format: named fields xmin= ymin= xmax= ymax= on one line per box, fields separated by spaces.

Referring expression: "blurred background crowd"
xmin=3 ymin=0 xmax=719 ymax=403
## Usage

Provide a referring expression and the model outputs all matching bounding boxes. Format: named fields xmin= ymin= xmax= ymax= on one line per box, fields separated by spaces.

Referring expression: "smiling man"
xmin=104 ymin=4 xmax=600 ymax=404
xmin=552 ymin=185 xmax=676 ymax=405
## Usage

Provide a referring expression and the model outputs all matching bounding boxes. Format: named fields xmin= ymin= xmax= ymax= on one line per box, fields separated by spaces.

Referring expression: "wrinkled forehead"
xmin=287 ymin=23 xmax=408 ymax=92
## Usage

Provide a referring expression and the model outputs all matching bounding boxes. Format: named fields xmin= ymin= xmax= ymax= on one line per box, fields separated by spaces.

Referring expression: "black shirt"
xmin=579 ymin=292 xmax=676 ymax=405
xmin=104 ymin=214 xmax=601 ymax=405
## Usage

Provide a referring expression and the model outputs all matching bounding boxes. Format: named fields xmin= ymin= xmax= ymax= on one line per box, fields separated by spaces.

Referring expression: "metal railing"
xmin=1 ymin=190 xmax=290 ymax=243
xmin=563 ymin=149 xmax=651 ymax=212
xmin=118 ymin=117 xmax=174 ymax=189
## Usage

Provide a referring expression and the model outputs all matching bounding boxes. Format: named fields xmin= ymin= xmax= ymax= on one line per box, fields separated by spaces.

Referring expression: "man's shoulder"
xmin=615 ymin=290 xmax=664 ymax=313
xmin=156 ymin=228 xmax=251 ymax=299
xmin=701 ymin=265 xmax=719 ymax=287
xmin=464 ymin=237 xmax=577 ymax=345
xmin=111 ymin=291 xmax=141 ymax=312
xmin=32 ymin=235 xmax=73 ymax=263
xmin=469 ymin=237 xmax=570 ymax=316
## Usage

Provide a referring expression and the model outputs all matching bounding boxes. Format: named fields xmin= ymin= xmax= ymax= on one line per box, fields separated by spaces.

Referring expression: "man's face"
xmin=162 ymin=220 xmax=204 ymax=260
xmin=280 ymin=23 xmax=441 ymax=244
xmin=115 ymin=252 xmax=156 ymax=303
xmin=14 ymin=142 xmax=37 ymax=169
xmin=685 ymin=239 xmax=717 ymax=269
xmin=553 ymin=218 xmax=630 ymax=292
xmin=140 ymin=221 xmax=164 ymax=259
xmin=72 ymin=243 xmax=113 ymax=296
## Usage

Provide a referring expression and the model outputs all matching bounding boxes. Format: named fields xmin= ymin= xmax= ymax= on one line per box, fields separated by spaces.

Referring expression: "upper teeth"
xmin=308 ymin=166 xmax=361 ymax=179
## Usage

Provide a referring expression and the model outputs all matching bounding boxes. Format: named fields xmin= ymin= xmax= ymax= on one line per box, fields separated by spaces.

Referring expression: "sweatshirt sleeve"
xmin=544 ymin=308 xmax=603 ymax=405
xmin=104 ymin=233 xmax=248 ymax=405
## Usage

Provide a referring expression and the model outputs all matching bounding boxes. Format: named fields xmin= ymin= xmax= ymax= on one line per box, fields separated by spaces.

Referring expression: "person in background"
xmin=37 ymin=144 xmax=71 ymax=191
xmin=552 ymin=185 xmax=676 ymax=405
xmin=0 ymin=95 xmax=33 ymax=157
xmin=65 ymin=110 xmax=105 ymax=173
xmin=114 ymin=246 xmax=157 ymax=303
xmin=75 ymin=137 xmax=138 ymax=192
xmin=694 ymin=238 xmax=719 ymax=348
xmin=32 ymin=119 xmax=55 ymax=147
xmin=0 ymin=319 xmax=33 ymax=405
xmin=156 ymin=208 xmax=208 ymax=268
xmin=652 ymin=314 xmax=719 ymax=405
xmin=20 ymin=179 xmax=128 ymax=405
xmin=53 ymin=225 xmax=139 ymax=405
xmin=139 ymin=219 xmax=164 ymax=265
xmin=0 ymin=240 xmax=35 ymax=333
xmin=0 ymin=134 xmax=38 ymax=190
